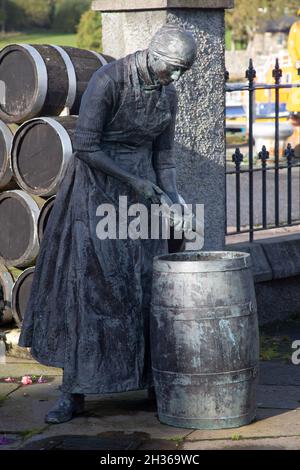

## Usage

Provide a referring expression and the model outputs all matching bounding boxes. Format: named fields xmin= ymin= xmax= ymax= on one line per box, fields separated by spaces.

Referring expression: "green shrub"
xmin=76 ymin=10 xmax=102 ymax=52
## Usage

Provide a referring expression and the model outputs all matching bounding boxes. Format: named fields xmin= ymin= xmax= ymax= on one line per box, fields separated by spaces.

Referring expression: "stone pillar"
xmin=92 ymin=0 xmax=234 ymax=250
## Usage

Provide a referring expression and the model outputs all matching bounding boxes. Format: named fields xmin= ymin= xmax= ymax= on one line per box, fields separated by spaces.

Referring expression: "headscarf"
xmin=148 ymin=24 xmax=197 ymax=70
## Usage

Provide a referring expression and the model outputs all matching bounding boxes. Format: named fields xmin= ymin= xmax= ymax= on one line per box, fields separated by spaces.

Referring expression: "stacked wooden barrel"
xmin=0 ymin=43 xmax=111 ymax=326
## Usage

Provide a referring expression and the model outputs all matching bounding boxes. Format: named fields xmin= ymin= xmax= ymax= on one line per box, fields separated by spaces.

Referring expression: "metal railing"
xmin=226 ymin=59 xmax=300 ymax=242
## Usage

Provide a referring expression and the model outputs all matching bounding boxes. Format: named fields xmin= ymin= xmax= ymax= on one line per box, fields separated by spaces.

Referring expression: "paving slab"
xmin=22 ymin=434 xmax=142 ymax=450
xmin=0 ymin=383 xmax=21 ymax=398
xmin=182 ymin=436 xmax=300 ymax=450
xmin=0 ymin=433 xmax=24 ymax=450
xmin=30 ymin=409 xmax=191 ymax=441
xmin=257 ymin=385 xmax=300 ymax=409
xmin=259 ymin=362 xmax=300 ymax=385
xmin=0 ymin=385 xmax=191 ymax=441
xmin=186 ymin=408 xmax=300 ymax=441
xmin=0 ymin=378 xmax=61 ymax=432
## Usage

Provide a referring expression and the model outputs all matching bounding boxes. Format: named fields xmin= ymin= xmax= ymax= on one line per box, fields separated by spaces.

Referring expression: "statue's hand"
xmin=129 ymin=177 xmax=163 ymax=204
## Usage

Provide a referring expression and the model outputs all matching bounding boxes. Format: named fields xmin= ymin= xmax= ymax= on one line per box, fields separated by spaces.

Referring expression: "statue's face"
xmin=148 ymin=54 xmax=187 ymax=86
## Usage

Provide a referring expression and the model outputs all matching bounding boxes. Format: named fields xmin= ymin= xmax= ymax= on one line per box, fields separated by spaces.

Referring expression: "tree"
xmin=226 ymin=0 xmax=300 ymax=50
xmin=226 ymin=0 xmax=261 ymax=49
xmin=52 ymin=0 xmax=90 ymax=33
xmin=76 ymin=10 xmax=102 ymax=52
xmin=0 ymin=0 xmax=6 ymax=34
xmin=11 ymin=0 xmax=54 ymax=28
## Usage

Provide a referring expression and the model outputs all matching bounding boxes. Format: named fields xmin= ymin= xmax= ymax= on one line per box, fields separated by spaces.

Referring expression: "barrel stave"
xmin=62 ymin=47 xmax=105 ymax=114
xmin=34 ymin=45 xmax=69 ymax=117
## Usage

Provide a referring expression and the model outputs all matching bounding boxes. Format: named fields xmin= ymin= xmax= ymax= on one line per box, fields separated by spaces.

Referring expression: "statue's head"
xmin=148 ymin=25 xmax=197 ymax=86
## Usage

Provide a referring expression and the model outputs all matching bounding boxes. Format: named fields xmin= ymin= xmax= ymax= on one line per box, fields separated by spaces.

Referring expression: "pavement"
xmin=1 ymin=324 xmax=300 ymax=451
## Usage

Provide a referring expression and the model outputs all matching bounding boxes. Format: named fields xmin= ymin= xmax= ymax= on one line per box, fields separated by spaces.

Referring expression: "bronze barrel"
xmin=0 ymin=120 xmax=13 ymax=190
xmin=150 ymin=251 xmax=259 ymax=430
xmin=38 ymin=195 xmax=56 ymax=243
xmin=0 ymin=190 xmax=44 ymax=268
xmin=11 ymin=116 xmax=77 ymax=196
xmin=0 ymin=263 xmax=14 ymax=325
xmin=12 ymin=267 xmax=35 ymax=326
xmin=0 ymin=44 xmax=110 ymax=123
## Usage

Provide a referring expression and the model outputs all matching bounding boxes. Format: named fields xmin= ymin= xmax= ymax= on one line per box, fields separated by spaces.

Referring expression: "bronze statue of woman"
xmin=19 ymin=25 xmax=197 ymax=423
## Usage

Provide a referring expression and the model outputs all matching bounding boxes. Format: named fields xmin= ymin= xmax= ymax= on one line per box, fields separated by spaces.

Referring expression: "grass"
xmin=0 ymin=31 xmax=77 ymax=50
xmin=231 ymin=434 xmax=243 ymax=441
xmin=260 ymin=333 xmax=293 ymax=362
xmin=18 ymin=428 xmax=44 ymax=441
xmin=0 ymin=395 xmax=8 ymax=406
xmin=168 ymin=435 xmax=184 ymax=444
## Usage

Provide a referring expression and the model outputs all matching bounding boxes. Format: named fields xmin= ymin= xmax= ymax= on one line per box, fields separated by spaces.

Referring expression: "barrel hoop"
xmin=152 ymin=365 xmax=258 ymax=382
xmin=50 ymin=45 xmax=77 ymax=110
xmin=154 ymin=265 xmax=251 ymax=274
xmin=89 ymin=50 xmax=108 ymax=66
xmin=12 ymin=117 xmax=73 ymax=196
xmin=151 ymin=301 xmax=255 ymax=320
xmin=0 ymin=121 xmax=13 ymax=184
xmin=153 ymin=251 xmax=252 ymax=273
xmin=159 ymin=411 xmax=254 ymax=421
xmin=17 ymin=44 xmax=48 ymax=119
xmin=0 ymin=190 xmax=40 ymax=267
xmin=39 ymin=117 xmax=73 ymax=195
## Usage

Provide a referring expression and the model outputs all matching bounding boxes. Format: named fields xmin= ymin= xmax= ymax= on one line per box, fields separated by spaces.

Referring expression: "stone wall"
xmin=227 ymin=234 xmax=300 ymax=324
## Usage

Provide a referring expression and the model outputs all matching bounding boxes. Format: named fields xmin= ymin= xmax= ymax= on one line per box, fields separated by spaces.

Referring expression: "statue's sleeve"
xmin=152 ymin=89 xmax=178 ymax=171
xmin=73 ymin=70 xmax=118 ymax=153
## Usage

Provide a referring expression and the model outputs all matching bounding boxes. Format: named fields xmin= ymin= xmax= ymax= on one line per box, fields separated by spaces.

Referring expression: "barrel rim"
xmin=0 ymin=190 xmax=40 ymax=267
xmin=11 ymin=266 xmax=35 ymax=326
xmin=0 ymin=44 xmax=48 ymax=123
xmin=153 ymin=251 xmax=252 ymax=272
xmin=50 ymin=45 xmax=77 ymax=110
xmin=37 ymin=195 xmax=56 ymax=243
xmin=11 ymin=117 xmax=73 ymax=196
xmin=0 ymin=120 xmax=13 ymax=188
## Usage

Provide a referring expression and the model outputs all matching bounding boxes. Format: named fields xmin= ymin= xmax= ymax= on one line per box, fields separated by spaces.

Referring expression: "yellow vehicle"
xmin=287 ymin=10 xmax=300 ymax=113
xmin=226 ymin=14 xmax=300 ymax=141
xmin=255 ymin=11 xmax=300 ymax=118
xmin=255 ymin=50 xmax=291 ymax=121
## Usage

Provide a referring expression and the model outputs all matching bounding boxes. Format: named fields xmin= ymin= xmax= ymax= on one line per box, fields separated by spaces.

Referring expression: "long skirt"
xmin=19 ymin=143 xmax=168 ymax=394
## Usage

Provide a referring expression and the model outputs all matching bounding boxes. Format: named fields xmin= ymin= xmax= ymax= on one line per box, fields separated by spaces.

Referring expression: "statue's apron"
xmin=19 ymin=54 xmax=172 ymax=394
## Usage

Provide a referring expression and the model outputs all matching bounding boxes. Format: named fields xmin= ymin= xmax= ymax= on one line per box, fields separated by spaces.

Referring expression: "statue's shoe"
xmin=45 ymin=393 xmax=85 ymax=424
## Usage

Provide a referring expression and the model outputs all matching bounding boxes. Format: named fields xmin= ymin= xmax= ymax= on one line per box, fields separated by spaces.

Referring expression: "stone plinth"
xmin=93 ymin=1 xmax=234 ymax=250
xmin=92 ymin=1 xmax=234 ymax=11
